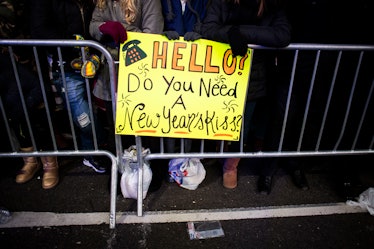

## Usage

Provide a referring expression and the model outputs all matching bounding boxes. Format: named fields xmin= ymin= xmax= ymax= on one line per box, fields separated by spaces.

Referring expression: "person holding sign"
xmin=89 ymin=0 xmax=165 ymax=191
xmin=89 ymin=0 xmax=164 ymax=117
xmin=160 ymin=0 xmax=210 ymax=157
xmin=201 ymin=0 xmax=291 ymax=189
xmin=161 ymin=0 xmax=209 ymax=41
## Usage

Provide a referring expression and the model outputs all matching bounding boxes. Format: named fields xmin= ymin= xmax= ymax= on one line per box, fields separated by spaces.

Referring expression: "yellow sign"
xmin=115 ymin=32 xmax=252 ymax=141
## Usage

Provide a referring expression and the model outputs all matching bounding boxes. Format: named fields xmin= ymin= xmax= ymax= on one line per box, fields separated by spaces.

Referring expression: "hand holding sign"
xmin=228 ymin=26 xmax=248 ymax=57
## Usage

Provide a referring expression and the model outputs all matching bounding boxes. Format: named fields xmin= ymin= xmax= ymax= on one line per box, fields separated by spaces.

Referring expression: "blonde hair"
xmin=96 ymin=0 xmax=138 ymax=23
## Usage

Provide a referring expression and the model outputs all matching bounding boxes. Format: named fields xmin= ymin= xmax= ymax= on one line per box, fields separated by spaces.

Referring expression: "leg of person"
xmin=11 ymin=119 xmax=41 ymax=184
xmin=2 ymin=61 xmax=42 ymax=184
xmin=285 ymin=157 xmax=309 ymax=190
xmin=250 ymin=97 xmax=270 ymax=152
xmin=222 ymin=101 xmax=257 ymax=189
xmin=258 ymin=158 xmax=278 ymax=195
xmin=64 ymin=73 xmax=106 ymax=173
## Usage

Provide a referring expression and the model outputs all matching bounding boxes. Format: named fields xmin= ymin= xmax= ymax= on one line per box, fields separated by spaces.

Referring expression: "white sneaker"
xmin=83 ymin=157 xmax=106 ymax=173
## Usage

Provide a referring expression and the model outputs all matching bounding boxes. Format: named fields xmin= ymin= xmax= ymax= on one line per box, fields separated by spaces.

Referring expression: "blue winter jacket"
xmin=161 ymin=0 xmax=209 ymax=35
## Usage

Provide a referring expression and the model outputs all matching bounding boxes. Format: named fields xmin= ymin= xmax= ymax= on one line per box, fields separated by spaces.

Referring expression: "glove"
xmin=228 ymin=26 xmax=248 ymax=57
xmin=163 ymin=30 xmax=180 ymax=40
xmin=73 ymin=34 xmax=89 ymax=52
xmin=184 ymin=32 xmax=202 ymax=41
xmin=99 ymin=21 xmax=127 ymax=45
xmin=81 ymin=54 xmax=101 ymax=78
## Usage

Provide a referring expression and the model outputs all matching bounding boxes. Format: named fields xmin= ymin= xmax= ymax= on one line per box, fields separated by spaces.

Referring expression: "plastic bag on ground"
xmin=346 ymin=187 xmax=374 ymax=215
xmin=169 ymin=158 xmax=206 ymax=190
xmin=120 ymin=145 xmax=152 ymax=200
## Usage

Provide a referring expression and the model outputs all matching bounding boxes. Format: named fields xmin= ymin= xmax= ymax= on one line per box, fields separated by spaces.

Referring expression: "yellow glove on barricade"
xmin=70 ymin=34 xmax=101 ymax=78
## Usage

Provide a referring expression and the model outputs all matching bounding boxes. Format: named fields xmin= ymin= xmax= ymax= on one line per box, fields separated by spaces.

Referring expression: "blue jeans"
xmin=53 ymin=72 xmax=95 ymax=150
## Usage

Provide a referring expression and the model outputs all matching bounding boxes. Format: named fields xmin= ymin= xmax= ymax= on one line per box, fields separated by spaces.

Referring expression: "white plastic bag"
xmin=120 ymin=146 xmax=152 ymax=199
xmin=169 ymin=158 xmax=206 ymax=190
xmin=346 ymin=187 xmax=374 ymax=215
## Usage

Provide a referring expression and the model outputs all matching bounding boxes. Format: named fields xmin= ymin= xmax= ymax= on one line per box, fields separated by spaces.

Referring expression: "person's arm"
xmin=89 ymin=4 xmax=107 ymax=41
xmin=238 ymin=9 xmax=291 ymax=48
xmin=202 ymin=0 xmax=291 ymax=48
xmin=89 ymin=1 xmax=141 ymax=42
xmin=141 ymin=0 xmax=164 ymax=34
xmin=200 ymin=0 xmax=230 ymax=43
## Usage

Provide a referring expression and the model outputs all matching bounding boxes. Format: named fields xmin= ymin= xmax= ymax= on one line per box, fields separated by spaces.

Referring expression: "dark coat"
xmin=29 ymin=0 xmax=94 ymax=40
xmin=29 ymin=0 xmax=96 ymax=66
xmin=201 ymin=0 xmax=291 ymax=100
xmin=0 ymin=54 xmax=42 ymax=123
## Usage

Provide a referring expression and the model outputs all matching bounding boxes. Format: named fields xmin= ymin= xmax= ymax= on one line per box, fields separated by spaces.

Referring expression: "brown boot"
xmin=41 ymin=156 xmax=59 ymax=189
xmin=16 ymin=147 xmax=41 ymax=184
xmin=223 ymin=158 xmax=240 ymax=189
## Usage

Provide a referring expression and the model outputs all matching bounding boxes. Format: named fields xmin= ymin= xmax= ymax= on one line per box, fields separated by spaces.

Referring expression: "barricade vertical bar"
xmin=352 ymin=78 xmax=374 ymax=149
xmin=105 ymin=46 xmax=121 ymax=228
xmin=56 ymin=47 xmax=79 ymax=150
xmin=33 ymin=46 xmax=58 ymax=150
xmin=315 ymin=51 xmax=342 ymax=151
xmin=297 ymin=50 xmax=320 ymax=151
xmin=160 ymin=137 xmax=165 ymax=153
xmin=333 ymin=51 xmax=363 ymax=150
xmin=135 ymin=136 xmax=144 ymax=216
xmin=109 ymin=154 xmax=118 ymax=229
xmin=0 ymin=98 xmax=17 ymax=151
xmin=9 ymin=46 xmax=37 ymax=150
xmin=278 ymin=49 xmax=298 ymax=151
xmin=81 ymin=48 xmax=99 ymax=150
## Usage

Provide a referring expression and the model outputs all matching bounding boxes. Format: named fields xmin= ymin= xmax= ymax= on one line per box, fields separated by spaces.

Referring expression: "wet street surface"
xmin=1 ymin=155 xmax=374 ymax=249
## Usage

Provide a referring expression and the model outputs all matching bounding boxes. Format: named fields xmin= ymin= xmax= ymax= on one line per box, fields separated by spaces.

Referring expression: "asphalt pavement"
xmin=1 ymin=155 xmax=374 ymax=249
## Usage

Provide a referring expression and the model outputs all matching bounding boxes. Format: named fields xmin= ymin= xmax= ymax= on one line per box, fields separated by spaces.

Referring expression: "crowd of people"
xmin=1 ymin=0 xmax=372 ymax=209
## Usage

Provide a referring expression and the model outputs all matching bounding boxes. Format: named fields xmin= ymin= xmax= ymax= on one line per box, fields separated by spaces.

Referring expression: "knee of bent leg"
xmin=76 ymin=111 xmax=92 ymax=132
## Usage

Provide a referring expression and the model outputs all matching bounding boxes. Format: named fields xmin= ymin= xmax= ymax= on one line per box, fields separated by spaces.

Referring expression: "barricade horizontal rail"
xmin=1 ymin=40 xmax=373 ymax=228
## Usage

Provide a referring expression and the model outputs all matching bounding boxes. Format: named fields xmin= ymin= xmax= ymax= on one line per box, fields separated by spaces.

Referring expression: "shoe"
xmin=222 ymin=158 xmax=240 ymax=189
xmin=83 ymin=157 xmax=106 ymax=173
xmin=16 ymin=147 xmax=41 ymax=184
xmin=258 ymin=175 xmax=272 ymax=195
xmin=41 ymin=156 xmax=59 ymax=189
xmin=223 ymin=170 xmax=237 ymax=189
xmin=340 ymin=175 xmax=364 ymax=201
xmin=16 ymin=160 xmax=40 ymax=183
xmin=292 ymin=170 xmax=309 ymax=190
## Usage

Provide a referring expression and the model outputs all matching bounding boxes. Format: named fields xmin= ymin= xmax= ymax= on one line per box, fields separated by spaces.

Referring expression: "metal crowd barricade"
xmin=132 ymin=43 xmax=374 ymax=217
xmin=0 ymin=40 xmax=373 ymax=229
xmin=0 ymin=39 xmax=122 ymax=229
